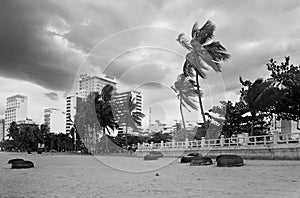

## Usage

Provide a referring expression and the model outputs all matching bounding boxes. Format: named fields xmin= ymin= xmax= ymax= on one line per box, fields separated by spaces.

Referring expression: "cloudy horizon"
xmin=1 ymin=0 xmax=300 ymax=126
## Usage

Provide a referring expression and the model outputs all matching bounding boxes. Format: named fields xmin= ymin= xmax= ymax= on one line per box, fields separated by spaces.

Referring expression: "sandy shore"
xmin=1 ymin=152 xmax=300 ymax=198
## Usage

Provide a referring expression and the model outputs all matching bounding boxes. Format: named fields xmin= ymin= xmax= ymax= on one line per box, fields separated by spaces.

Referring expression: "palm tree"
xmin=118 ymin=93 xmax=145 ymax=149
xmin=95 ymin=84 xmax=119 ymax=152
xmin=177 ymin=20 xmax=230 ymax=135
xmin=240 ymin=77 xmax=283 ymax=136
xmin=171 ymin=74 xmax=199 ymax=139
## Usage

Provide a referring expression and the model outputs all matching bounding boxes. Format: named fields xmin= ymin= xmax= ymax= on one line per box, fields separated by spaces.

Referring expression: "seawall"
xmin=136 ymin=144 xmax=300 ymax=160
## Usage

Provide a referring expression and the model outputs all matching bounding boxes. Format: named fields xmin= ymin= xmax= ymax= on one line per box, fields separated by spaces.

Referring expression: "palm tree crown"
xmin=177 ymin=20 xmax=230 ymax=78
xmin=171 ymin=74 xmax=199 ymax=112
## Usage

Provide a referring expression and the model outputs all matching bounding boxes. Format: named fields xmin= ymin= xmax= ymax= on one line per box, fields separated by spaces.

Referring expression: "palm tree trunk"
xmin=179 ymin=100 xmax=187 ymax=140
xmin=196 ymin=75 xmax=207 ymax=133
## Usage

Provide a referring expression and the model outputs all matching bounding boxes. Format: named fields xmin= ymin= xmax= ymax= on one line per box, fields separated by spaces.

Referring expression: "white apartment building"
xmin=77 ymin=74 xmax=117 ymax=98
xmin=44 ymin=108 xmax=65 ymax=134
xmin=65 ymin=74 xmax=117 ymax=133
xmin=65 ymin=95 xmax=83 ymax=134
xmin=113 ymin=90 xmax=143 ymax=135
xmin=4 ymin=95 xmax=28 ymax=138
xmin=0 ymin=119 xmax=4 ymax=141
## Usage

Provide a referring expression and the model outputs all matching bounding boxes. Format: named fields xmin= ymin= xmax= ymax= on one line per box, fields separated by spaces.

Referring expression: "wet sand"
xmin=1 ymin=152 xmax=300 ymax=198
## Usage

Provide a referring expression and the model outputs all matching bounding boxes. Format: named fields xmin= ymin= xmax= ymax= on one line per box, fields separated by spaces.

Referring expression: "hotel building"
xmin=44 ymin=108 xmax=65 ymax=134
xmin=113 ymin=90 xmax=143 ymax=135
xmin=0 ymin=119 xmax=4 ymax=141
xmin=4 ymin=95 xmax=28 ymax=138
xmin=65 ymin=74 xmax=117 ymax=133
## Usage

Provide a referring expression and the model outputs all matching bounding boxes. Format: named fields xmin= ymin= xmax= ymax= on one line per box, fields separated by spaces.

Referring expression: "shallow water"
xmin=1 ymin=152 xmax=300 ymax=198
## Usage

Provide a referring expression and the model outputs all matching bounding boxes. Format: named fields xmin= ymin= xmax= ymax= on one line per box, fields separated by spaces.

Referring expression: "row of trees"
xmin=1 ymin=122 xmax=75 ymax=152
xmin=204 ymin=57 xmax=300 ymax=138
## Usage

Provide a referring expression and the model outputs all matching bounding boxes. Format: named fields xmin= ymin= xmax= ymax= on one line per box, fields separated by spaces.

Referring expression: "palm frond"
xmin=186 ymin=52 xmax=210 ymax=76
xmin=204 ymin=41 xmax=230 ymax=62
xmin=195 ymin=46 xmax=221 ymax=72
xmin=176 ymin=33 xmax=193 ymax=51
xmin=193 ymin=20 xmax=215 ymax=45
xmin=101 ymin=84 xmax=115 ymax=102
xmin=183 ymin=61 xmax=195 ymax=77
xmin=172 ymin=73 xmax=199 ymax=112
xmin=191 ymin=21 xmax=200 ymax=38
xmin=180 ymin=101 xmax=191 ymax=112
xmin=182 ymin=97 xmax=198 ymax=111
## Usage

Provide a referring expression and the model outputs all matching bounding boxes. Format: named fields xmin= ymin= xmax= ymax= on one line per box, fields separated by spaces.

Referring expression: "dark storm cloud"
xmin=1 ymin=0 xmax=300 ymax=99
xmin=0 ymin=0 xmax=83 ymax=91
xmin=44 ymin=92 xmax=59 ymax=101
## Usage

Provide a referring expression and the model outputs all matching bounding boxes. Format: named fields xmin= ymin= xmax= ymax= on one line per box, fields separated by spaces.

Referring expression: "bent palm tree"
xmin=95 ymin=84 xmax=119 ymax=151
xmin=177 ymin=20 xmax=230 ymax=135
xmin=120 ymin=93 xmax=145 ymax=148
xmin=171 ymin=74 xmax=199 ymax=138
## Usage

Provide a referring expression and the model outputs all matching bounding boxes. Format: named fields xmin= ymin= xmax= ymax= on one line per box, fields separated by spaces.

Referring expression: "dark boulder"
xmin=216 ymin=155 xmax=244 ymax=167
xmin=180 ymin=153 xmax=202 ymax=163
xmin=11 ymin=160 xmax=34 ymax=169
xmin=8 ymin=158 xmax=24 ymax=164
xmin=190 ymin=156 xmax=213 ymax=166
xmin=149 ymin=151 xmax=164 ymax=158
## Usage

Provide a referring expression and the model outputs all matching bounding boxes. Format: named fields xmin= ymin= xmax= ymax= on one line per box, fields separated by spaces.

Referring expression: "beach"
xmin=1 ymin=152 xmax=300 ymax=198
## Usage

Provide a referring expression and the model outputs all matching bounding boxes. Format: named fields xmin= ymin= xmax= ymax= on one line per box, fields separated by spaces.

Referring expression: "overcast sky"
xmin=0 ymin=0 xmax=300 ymax=126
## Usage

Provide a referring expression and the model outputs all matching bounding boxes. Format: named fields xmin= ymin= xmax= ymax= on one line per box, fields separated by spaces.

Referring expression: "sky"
xmin=0 ymin=0 xmax=300 ymax=127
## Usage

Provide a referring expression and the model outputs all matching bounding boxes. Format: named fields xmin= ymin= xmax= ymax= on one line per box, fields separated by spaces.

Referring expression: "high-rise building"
xmin=65 ymin=74 xmax=117 ymax=134
xmin=44 ymin=108 xmax=66 ymax=134
xmin=77 ymin=74 xmax=117 ymax=98
xmin=4 ymin=95 xmax=28 ymax=138
xmin=65 ymin=95 xmax=83 ymax=134
xmin=113 ymin=90 xmax=143 ymax=135
xmin=0 ymin=119 xmax=5 ymax=141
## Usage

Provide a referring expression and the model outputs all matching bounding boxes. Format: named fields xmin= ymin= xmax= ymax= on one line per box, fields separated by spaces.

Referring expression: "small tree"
xmin=266 ymin=57 xmax=300 ymax=128
xmin=240 ymin=77 xmax=282 ymax=136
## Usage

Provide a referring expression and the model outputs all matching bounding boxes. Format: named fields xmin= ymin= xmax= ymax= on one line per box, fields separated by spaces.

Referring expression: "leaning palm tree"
xmin=120 ymin=93 xmax=145 ymax=149
xmin=177 ymin=20 xmax=230 ymax=135
xmin=171 ymin=74 xmax=199 ymax=138
xmin=95 ymin=84 xmax=119 ymax=151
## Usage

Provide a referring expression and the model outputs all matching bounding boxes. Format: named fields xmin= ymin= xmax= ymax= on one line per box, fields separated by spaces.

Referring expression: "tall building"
xmin=4 ymin=95 xmax=28 ymax=138
xmin=65 ymin=74 xmax=117 ymax=133
xmin=65 ymin=95 xmax=83 ymax=134
xmin=44 ymin=108 xmax=66 ymax=134
xmin=113 ymin=90 xmax=143 ymax=135
xmin=0 ymin=119 xmax=4 ymax=141
xmin=77 ymin=74 xmax=117 ymax=98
